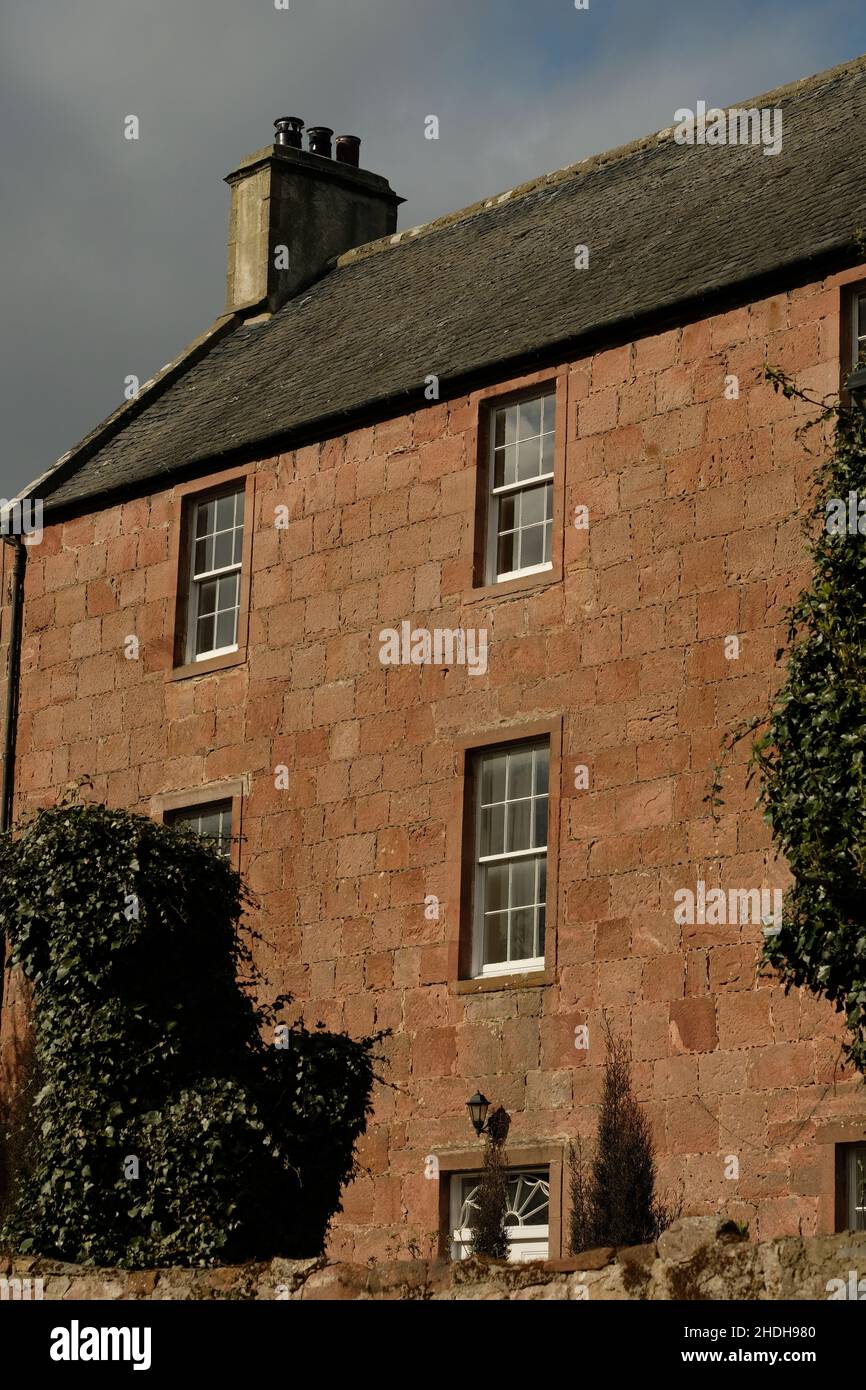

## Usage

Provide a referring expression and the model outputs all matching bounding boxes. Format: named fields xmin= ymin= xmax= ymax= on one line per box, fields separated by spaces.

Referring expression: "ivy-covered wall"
xmin=0 ymin=801 xmax=379 ymax=1267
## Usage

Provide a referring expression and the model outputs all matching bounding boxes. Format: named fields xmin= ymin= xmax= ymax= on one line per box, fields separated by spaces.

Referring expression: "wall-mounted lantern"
xmin=466 ymin=1091 xmax=491 ymax=1136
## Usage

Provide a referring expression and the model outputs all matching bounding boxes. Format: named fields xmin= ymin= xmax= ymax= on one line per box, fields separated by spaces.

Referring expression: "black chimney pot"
xmin=335 ymin=135 xmax=361 ymax=168
xmin=274 ymin=117 xmax=304 ymax=149
xmin=307 ymin=126 xmax=334 ymax=158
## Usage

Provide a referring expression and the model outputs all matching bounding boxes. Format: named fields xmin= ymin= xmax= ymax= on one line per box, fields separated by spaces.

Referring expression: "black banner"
xmin=0 ymin=1295 xmax=859 ymax=1377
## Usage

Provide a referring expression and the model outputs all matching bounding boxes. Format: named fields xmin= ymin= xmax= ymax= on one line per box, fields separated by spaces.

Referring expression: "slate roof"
xmin=34 ymin=53 xmax=866 ymax=514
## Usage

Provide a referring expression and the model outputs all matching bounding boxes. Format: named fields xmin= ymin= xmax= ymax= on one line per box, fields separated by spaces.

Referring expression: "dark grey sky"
xmin=2 ymin=0 xmax=863 ymax=500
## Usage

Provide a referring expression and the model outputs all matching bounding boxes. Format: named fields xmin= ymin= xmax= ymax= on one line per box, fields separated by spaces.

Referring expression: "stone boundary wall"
xmin=3 ymin=1218 xmax=866 ymax=1301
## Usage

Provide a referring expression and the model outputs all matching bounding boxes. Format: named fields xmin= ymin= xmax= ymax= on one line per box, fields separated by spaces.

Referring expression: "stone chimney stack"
xmin=224 ymin=119 xmax=403 ymax=315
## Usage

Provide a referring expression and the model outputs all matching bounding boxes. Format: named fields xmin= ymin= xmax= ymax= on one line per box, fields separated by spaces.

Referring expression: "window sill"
xmin=166 ymin=649 xmax=247 ymax=683
xmin=452 ymin=968 xmax=553 ymax=995
xmin=464 ymin=563 xmax=562 ymax=606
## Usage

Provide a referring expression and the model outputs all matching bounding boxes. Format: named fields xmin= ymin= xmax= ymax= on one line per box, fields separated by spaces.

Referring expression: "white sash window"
xmin=187 ymin=487 xmax=245 ymax=662
xmin=486 ymin=393 xmax=555 ymax=584
xmin=472 ymin=741 xmax=548 ymax=976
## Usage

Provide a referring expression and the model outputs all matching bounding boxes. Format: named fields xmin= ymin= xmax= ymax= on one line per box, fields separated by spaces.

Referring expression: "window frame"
xmin=167 ymin=466 xmax=255 ymax=682
xmin=164 ymin=798 xmax=235 ymax=858
xmin=484 ymin=391 xmax=557 ymax=586
xmin=449 ymin=1166 xmax=551 ymax=1262
xmin=470 ymin=739 xmax=550 ymax=980
xmin=449 ymin=717 xmax=562 ymax=994
xmin=151 ymin=779 xmax=246 ymax=873
xmin=435 ymin=1144 xmax=565 ymax=1262
xmin=467 ymin=369 xmax=567 ymax=603
xmin=185 ymin=486 xmax=246 ymax=665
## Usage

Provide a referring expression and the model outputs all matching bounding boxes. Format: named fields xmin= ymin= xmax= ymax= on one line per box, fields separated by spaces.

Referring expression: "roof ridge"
xmin=335 ymin=49 xmax=866 ymax=272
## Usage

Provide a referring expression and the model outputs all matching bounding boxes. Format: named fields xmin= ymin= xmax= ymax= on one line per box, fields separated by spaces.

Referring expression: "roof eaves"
xmin=39 ymin=231 xmax=858 ymax=524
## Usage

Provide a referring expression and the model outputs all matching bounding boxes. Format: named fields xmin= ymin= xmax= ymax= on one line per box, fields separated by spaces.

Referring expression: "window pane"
xmin=195 ymin=500 xmax=214 ymax=539
xmin=517 ymin=437 xmax=541 ymax=482
xmin=197 ymin=808 xmax=222 ymax=838
xmin=217 ymin=571 xmax=239 ymax=611
xmin=233 ymin=526 xmax=244 ymax=565
xmin=494 ymin=404 xmax=519 ymax=450
xmin=216 ymin=493 xmax=235 ymax=531
xmin=194 ymin=535 xmax=212 ymax=577
xmin=213 ymin=527 xmax=234 ymax=571
xmin=497 ymin=530 xmax=517 ymax=577
xmin=507 ymin=749 xmax=533 ymax=801
xmin=541 ymin=429 xmax=555 ymax=474
xmin=533 ymin=795 xmax=548 ymax=849
xmin=521 ymin=485 xmax=546 ymax=527
xmin=509 ymin=1171 xmax=549 ymax=1224
xmin=485 ymin=863 xmax=509 ymax=913
xmin=534 ymin=748 xmax=549 ymax=796
xmin=197 ymin=579 xmax=217 ymax=617
xmin=483 ymin=913 xmax=508 ymax=966
xmin=494 ymin=444 xmax=517 ymax=489
xmin=519 ymin=523 xmax=545 ymax=571
xmin=498 ymin=494 xmax=516 ymax=532
xmin=196 ymin=612 xmax=216 ymax=656
xmin=235 ymin=490 xmax=245 ymax=524
xmin=507 ymin=797 xmax=531 ymax=853
xmin=480 ymin=802 xmax=505 ymax=857
xmin=215 ymin=605 xmax=238 ymax=650
xmin=481 ymin=753 xmax=507 ymax=806
xmin=510 ymin=858 xmax=536 ymax=907
xmin=509 ymin=908 xmax=536 ymax=961
xmin=518 ymin=398 xmax=542 ymax=441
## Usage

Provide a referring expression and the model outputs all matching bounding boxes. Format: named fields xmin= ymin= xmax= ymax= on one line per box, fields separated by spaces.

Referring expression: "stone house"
xmin=2 ymin=54 xmax=866 ymax=1263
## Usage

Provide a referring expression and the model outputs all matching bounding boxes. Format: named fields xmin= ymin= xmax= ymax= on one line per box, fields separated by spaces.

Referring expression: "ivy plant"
xmin=0 ymin=796 xmax=382 ymax=1266
xmin=711 ymin=367 xmax=866 ymax=1076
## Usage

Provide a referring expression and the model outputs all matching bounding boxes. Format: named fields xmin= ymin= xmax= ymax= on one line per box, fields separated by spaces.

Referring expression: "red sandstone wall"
xmin=0 ymin=538 xmax=11 ymax=796
xmin=5 ymin=265 xmax=866 ymax=1259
